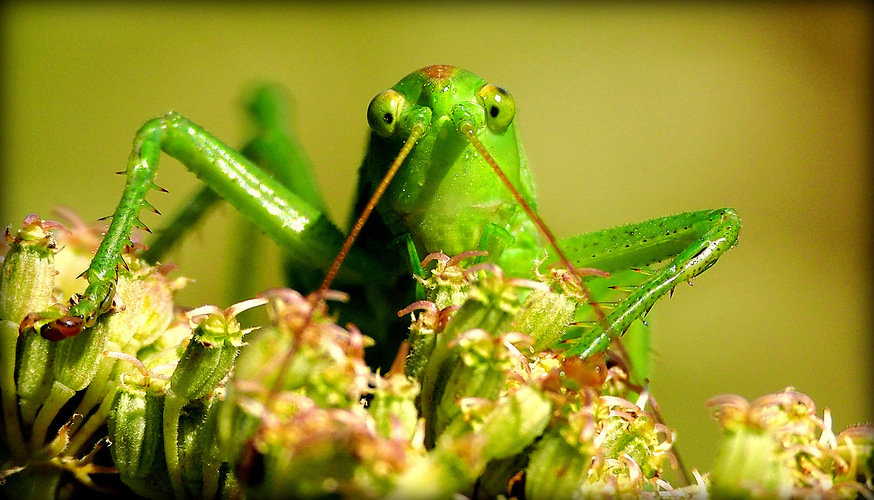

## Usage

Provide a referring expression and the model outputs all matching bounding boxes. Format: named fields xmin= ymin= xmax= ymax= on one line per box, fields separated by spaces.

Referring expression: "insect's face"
xmin=364 ymin=66 xmax=540 ymax=267
xmin=371 ymin=65 xmax=516 ymax=131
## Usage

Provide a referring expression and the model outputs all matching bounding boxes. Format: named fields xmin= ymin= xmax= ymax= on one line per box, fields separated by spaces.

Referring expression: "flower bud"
xmin=476 ymin=385 xmax=551 ymax=460
xmin=13 ymin=328 xmax=57 ymax=424
xmin=415 ymin=251 xmax=482 ymax=309
xmin=0 ymin=217 xmax=57 ymax=324
xmin=834 ymin=424 xmax=873 ymax=484
xmin=108 ymin=383 xmax=172 ymax=497
xmin=219 ymin=291 xmax=376 ymax=483
xmin=103 ymin=264 xmax=179 ymax=355
xmin=168 ymin=303 xmax=252 ymax=403
xmin=525 ymin=427 xmax=592 ymax=500
xmin=52 ymin=318 xmax=110 ymax=392
xmin=418 ymin=269 xmax=529 ymax=444
xmin=513 ymin=288 xmax=577 ymax=352
xmin=369 ymin=373 xmax=420 ymax=441
xmin=163 ymin=300 xmax=263 ymax=500
xmin=526 ymin=393 xmax=673 ymax=498
xmin=431 ymin=330 xmax=530 ymax=438
xmin=243 ymin=405 xmax=413 ymax=499
xmin=1 ymin=219 xmax=60 ymax=427
xmin=177 ymin=397 xmax=231 ymax=499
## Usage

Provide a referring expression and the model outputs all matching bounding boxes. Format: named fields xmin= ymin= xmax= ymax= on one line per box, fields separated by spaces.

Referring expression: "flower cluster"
xmin=1 ymin=215 xmax=871 ymax=499
xmin=708 ymin=390 xmax=873 ymax=498
xmin=1 ymin=214 xmax=186 ymax=496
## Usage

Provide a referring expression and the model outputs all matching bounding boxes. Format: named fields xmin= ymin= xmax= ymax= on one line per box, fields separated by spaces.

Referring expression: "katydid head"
xmin=366 ymin=67 xmax=517 ymax=139
xmin=358 ymin=67 xmax=542 ymax=273
xmin=317 ymin=65 xmax=535 ymax=296
xmin=319 ymin=66 xmax=596 ymax=310
xmin=362 ymin=67 xmax=588 ymax=280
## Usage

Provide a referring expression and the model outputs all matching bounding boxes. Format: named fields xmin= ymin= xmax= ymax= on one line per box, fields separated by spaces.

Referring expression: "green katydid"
xmin=20 ymin=65 xmax=740 ymax=374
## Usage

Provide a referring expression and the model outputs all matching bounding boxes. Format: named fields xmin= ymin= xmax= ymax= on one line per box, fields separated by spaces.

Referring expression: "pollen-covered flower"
xmin=708 ymin=388 xmax=874 ymax=498
xmin=415 ymin=250 xmax=486 ymax=309
xmin=525 ymin=388 xmax=675 ymax=499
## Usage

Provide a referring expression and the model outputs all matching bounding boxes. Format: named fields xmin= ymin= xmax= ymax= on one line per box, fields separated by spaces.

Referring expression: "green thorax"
xmin=358 ymin=66 xmax=544 ymax=277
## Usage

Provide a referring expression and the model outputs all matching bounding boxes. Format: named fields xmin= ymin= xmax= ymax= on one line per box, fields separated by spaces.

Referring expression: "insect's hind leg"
xmin=243 ymin=85 xmax=334 ymax=296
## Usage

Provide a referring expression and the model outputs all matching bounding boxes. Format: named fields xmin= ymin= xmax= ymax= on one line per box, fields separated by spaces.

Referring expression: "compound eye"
xmin=476 ymin=83 xmax=516 ymax=132
xmin=367 ymin=89 xmax=406 ymax=138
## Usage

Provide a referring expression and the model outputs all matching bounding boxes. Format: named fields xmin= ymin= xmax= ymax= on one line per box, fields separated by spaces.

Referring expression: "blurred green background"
xmin=2 ymin=3 xmax=870 ymax=477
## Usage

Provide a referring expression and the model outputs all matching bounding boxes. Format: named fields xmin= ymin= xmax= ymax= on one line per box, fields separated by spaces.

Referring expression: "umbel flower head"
xmin=708 ymin=389 xmax=874 ymax=499
xmin=2 ymin=215 xmax=872 ymax=499
xmin=1 ymin=213 xmax=186 ymax=496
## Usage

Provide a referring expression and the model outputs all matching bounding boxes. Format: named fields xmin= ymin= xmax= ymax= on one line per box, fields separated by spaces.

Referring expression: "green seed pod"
xmin=525 ymin=427 xmax=592 ymax=500
xmin=418 ymin=269 xmax=529 ymax=445
xmin=388 ymin=432 xmax=483 ymax=500
xmin=247 ymin=405 xmax=411 ymax=499
xmin=177 ymin=397 xmax=229 ymax=499
xmin=476 ymin=386 xmax=551 ymax=461
xmin=369 ymin=373 xmax=420 ymax=441
xmin=168 ymin=306 xmax=247 ymax=403
xmin=526 ymin=391 xmax=674 ymax=498
xmin=103 ymin=266 xmax=178 ymax=355
xmin=707 ymin=390 xmax=874 ymax=497
xmin=164 ymin=300 xmax=264 ymax=500
xmin=412 ymin=386 xmax=551 ymax=498
xmin=0 ymin=319 xmax=29 ymax=457
xmin=432 ymin=329 xmax=530 ymax=437
xmin=711 ymin=428 xmax=792 ymax=496
xmin=596 ymin=397 xmax=667 ymax=480
xmin=834 ymin=424 xmax=874 ymax=484
xmin=52 ymin=317 xmax=110 ymax=392
xmin=401 ymin=302 xmax=441 ymax=383
xmin=11 ymin=326 xmax=57 ymax=424
xmin=0 ymin=218 xmax=57 ymax=324
xmin=1 ymin=219 xmax=60 ymax=434
xmin=513 ymin=287 xmax=577 ymax=352
xmin=108 ymin=383 xmax=172 ymax=498
xmin=708 ymin=391 xmax=806 ymax=496
xmin=231 ymin=291 xmax=369 ymax=410
xmin=135 ymin=320 xmax=192 ymax=364
xmin=415 ymin=251 xmax=481 ymax=309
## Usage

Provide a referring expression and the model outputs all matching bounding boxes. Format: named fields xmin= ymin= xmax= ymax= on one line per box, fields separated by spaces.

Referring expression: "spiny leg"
xmin=543 ymin=208 xmax=739 ymax=485
xmin=141 ymin=85 xmax=326 ymax=263
xmin=139 ymin=184 xmax=220 ymax=265
xmin=558 ymin=208 xmax=741 ymax=358
xmin=141 ymin=85 xmax=329 ymax=297
xmin=23 ymin=112 xmax=376 ymax=338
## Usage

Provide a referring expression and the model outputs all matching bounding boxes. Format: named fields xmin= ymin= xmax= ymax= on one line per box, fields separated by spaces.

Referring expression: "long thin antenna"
xmin=314 ymin=124 xmax=426 ymax=299
xmin=462 ymin=123 xmax=690 ymax=482
xmin=458 ymin=122 xmax=608 ymax=324
xmin=462 ymin=123 xmax=691 ymax=483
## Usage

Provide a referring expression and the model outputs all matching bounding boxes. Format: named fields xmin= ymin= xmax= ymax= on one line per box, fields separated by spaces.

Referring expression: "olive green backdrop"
xmin=2 ymin=3 xmax=870 ymax=476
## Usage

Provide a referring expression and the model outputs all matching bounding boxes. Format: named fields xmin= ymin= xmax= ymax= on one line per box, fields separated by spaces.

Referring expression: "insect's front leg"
xmin=21 ymin=113 xmax=375 ymax=338
xmin=559 ymin=208 xmax=741 ymax=358
xmin=140 ymin=86 xmax=329 ymax=297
